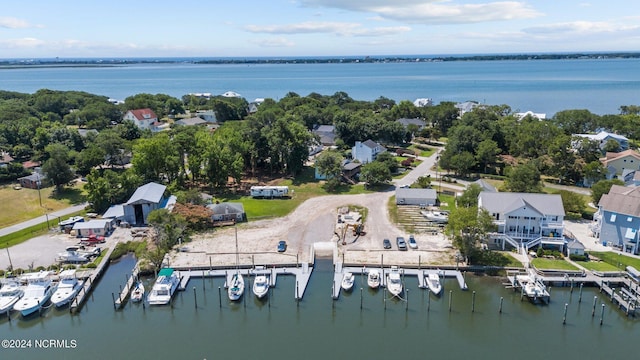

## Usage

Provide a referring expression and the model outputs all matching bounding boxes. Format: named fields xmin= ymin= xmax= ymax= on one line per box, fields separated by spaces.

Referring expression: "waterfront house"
xmin=599 ymin=150 xmax=640 ymax=178
xmin=592 ymin=185 xmax=640 ymax=254
xmin=478 ymin=192 xmax=565 ymax=252
xmin=312 ymin=125 xmax=337 ymax=146
xmin=352 ymin=140 xmax=386 ymax=164
xmin=515 ymin=111 xmax=546 ymax=121
xmin=195 ymin=110 xmax=217 ymax=123
xmin=574 ymin=131 xmax=629 ymax=152
xmin=413 ymin=98 xmax=433 ymax=107
xmin=122 ymin=182 xmax=177 ymax=226
xmin=396 ymin=118 xmax=426 ymax=130
xmin=123 ymin=108 xmax=158 ymax=131
xmin=0 ymin=152 xmax=14 ymax=168
xmin=72 ymin=219 xmax=113 ymax=238
xmin=175 ymin=117 xmax=207 ymax=127
xmin=207 ymin=202 xmax=246 ymax=223
xmin=396 ymin=188 xmax=437 ymax=206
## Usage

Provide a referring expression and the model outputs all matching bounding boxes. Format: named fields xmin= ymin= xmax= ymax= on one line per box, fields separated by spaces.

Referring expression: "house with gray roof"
xmin=352 ymin=139 xmax=386 ymax=164
xmin=478 ymin=192 xmax=565 ymax=252
xmin=122 ymin=182 xmax=176 ymax=225
xmin=207 ymin=202 xmax=246 ymax=223
xmin=574 ymin=131 xmax=629 ymax=151
xmin=396 ymin=118 xmax=426 ymax=130
xmin=312 ymin=125 xmax=337 ymax=146
xmin=175 ymin=117 xmax=207 ymax=126
xmin=396 ymin=188 xmax=437 ymax=206
xmin=592 ymin=185 xmax=640 ymax=254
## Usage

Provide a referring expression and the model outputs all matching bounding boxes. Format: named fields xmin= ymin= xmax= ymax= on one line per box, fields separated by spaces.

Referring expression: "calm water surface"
xmin=0 ymin=255 xmax=636 ymax=359
xmin=1 ymin=59 xmax=640 ymax=115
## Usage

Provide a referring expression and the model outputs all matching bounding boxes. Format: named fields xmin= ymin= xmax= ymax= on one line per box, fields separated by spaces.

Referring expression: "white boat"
xmin=421 ymin=210 xmax=449 ymax=223
xmin=386 ymin=267 xmax=403 ymax=297
xmin=228 ymin=227 xmax=245 ymax=301
xmin=252 ymin=275 xmax=269 ymax=299
xmin=0 ymin=280 xmax=24 ymax=313
xmin=147 ymin=268 xmax=180 ymax=305
xmin=227 ymin=272 xmax=245 ymax=301
xmin=130 ymin=281 xmax=144 ymax=302
xmin=341 ymin=272 xmax=355 ymax=291
xmin=426 ymin=273 xmax=442 ymax=296
xmin=51 ymin=270 xmax=83 ymax=307
xmin=56 ymin=246 xmax=89 ymax=263
xmin=13 ymin=271 xmax=56 ymax=317
xmin=367 ymin=270 xmax=380 ymax=289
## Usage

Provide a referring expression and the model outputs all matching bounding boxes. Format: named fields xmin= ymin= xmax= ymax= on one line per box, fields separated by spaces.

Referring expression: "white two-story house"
xmin=351 ymin=140 xmax=386 ymax=164
xmin=123 ymin=108 xmax=158 ymax=131
xmin=478 ymin=192 xmax=566 ymax=253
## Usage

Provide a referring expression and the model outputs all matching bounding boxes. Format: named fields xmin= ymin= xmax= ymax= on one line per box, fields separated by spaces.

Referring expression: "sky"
xmin=1 ymin=0 xmax=639 ymax=58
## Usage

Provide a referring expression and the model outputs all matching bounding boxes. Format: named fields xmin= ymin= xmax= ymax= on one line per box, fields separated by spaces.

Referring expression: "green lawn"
xmin=0 ymin=183 xmax=87 ymax=228
xmin=531 ymin=258 xmax=579 ymax=271
xmin=0 ymin=209 xmax=86 ymax=249
xmin=588 ymin=251 xmax=640 ymax=270
xmin=407 ymin=144 xmax=435 ymax=157
xmin=575 ymin=260 xmax=620 ymax=272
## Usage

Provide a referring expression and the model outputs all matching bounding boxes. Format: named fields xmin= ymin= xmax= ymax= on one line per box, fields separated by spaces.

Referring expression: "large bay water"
xmin=1 ymin=58 xmax=640 ymax=116
xmin=0 ymin=255 xmax=636 ymax=359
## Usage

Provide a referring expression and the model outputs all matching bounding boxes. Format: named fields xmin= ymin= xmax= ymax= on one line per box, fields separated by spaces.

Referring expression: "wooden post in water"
xmin=579 ymin=283 xmax=583 ymax=303
xmin=570 ymin=278 xmax=574 ymax=293
xmin=202 ymin=272 xmax=205 ymax=292
xmin=384 ymin=287 xmax=387 ymax=310
xmin=268 ymin=286 xmax=271 ymax=308
xmin=592 ymin=296 xmax=597 ymax=317
xmin=600 ymin=304 xmax=605 ymax=325
xmin=427 ymin=289 xmax=431 ymax=312
xmin=406 ymin=289 xmax=409 ymax=311
xmin=296 ymin=281 xmax=299 ymax=302
xmin=193 ymin=287 xmax=197 ymax=309
xmin=360 ymin=287 xmax=363 ymax=309
xmin=448 ymin=290 xmax=452 ymax=312
xmin=118 ymin=284 xmax=122 ymax=304
xmin=111 ymin=293 xmax=116 ymax=310
xmin=499 ymin=297 xmax=504 ymax=313
xmin=563 ymin=303 xmax=568 ymax=325
xmin=472 ymin=291 xmax=476 ymax=313
xmin=218 ymin=286 xmax=222 ymax=308
xmin=611 ymin=288 xmax=615 ymax=301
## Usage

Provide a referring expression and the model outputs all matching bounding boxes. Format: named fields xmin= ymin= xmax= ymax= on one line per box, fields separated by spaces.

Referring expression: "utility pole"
xmin=5 ymin=243 xmax=13 ymax=272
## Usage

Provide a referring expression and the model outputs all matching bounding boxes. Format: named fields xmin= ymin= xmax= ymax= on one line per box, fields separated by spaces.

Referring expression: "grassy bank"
xmin=531 ymin=258 xmax=579 ymax=271
xmin=0 ymin=210 xmax=86 ymax=249
xmin=589 ymin=251 xmax=640 ymax=270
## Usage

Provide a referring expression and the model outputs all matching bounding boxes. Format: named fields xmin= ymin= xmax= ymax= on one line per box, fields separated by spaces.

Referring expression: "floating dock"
xmin=70 ymin=244 xmax=117 ymax=313
xmin=114 ymin=261 xmax=141 ymax=309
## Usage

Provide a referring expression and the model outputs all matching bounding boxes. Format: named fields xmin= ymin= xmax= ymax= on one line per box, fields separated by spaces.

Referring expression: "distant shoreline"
xmin=1 ymin=52 xmax=639 ymax=68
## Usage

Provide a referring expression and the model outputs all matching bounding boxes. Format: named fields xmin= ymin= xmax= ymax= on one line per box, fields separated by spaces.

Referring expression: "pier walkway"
xmin=70 ymin=243 xmax=118 ymax=313
xmin=114 ymin=261 xmax=141 ymax=309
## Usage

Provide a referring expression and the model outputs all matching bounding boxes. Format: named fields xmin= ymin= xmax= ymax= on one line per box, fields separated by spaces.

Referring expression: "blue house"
xmin=592 ymin=185 xmax=640 ymax=254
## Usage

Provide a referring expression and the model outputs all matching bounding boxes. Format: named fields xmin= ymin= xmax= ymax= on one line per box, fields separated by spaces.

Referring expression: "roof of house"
xmin=479 ymin=192 xmax=565 ymax=216
xmin=473 ymin=179 xmax=497 ymax=192
xmin=77 ymin=129 xmax=99 ymax=138
xmin=395 ymin=188 xmax=437 ymax=199
xmin=601 ymin=149 xmax=640 ymax=165
xmin=1 ymin=152 xmax=14 ymax=164
xmin=575 ymin=131 xmax=628 ymax=142
xmin=314 ymin=125 xmax=335 ymax=133
xmin=102 ymin=204 xmax=124 ymax=219
xmin=598 ymin=185 xmax=640 ymax=217
xmin=127 ymin=108 xmax=157 ymax=121
xmin=515 ymin=111 xmax=546 ymax=120
xmin=207 ymin=202 xmax=245 ymax=214
xmin=413 ymin=98 xmax=433 ymax=107
xmin=176 ymin=117 xmax=207 ymax=126
xmin=126 ymin=182 xmax=166 ymax=205
xmin=72 ymin=219 xmax=112 ymax=230
xmin=21 ymin=160 xmax=40 ymax=169
xmin=567 ymin=239 xmax=585 ymax=250
xmin=362 ymin=139 xmax=382 ymax=149
xmin=396 ymin=118 xmax=426 ymax=127
xmin=343 ymin=162 xmax=362 ymax=171
xmin=18 ymin=173 xmax=45 ymax=182
xmin=221 ymin=91 xmax=241 ymax=98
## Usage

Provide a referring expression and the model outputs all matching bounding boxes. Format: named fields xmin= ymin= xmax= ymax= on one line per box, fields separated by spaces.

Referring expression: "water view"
xmin=0 ymin=255 xmax=636 ymax=359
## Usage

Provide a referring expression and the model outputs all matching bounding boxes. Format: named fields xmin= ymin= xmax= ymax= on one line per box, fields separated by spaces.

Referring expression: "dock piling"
xmin=563 ymin=303 xmax=568 ymax=325
xmin=499 ymin=297 xmax=503 ymax=314
xmin=218 ymin=286 xmax=222 ymax=308
xmin=193 ymin=287 xmax=197 ymax=309
xmin=427 ymin=289 xmax=431 ymax=312
xmin=600 ymin=304 xmax=605 ymax=325
xmin=579 ymin=283 xmax=583 ymax=303
xmin=448 ymin=290 xmax=452 ymax=312
xmin=360 ymin=287 xmax=363 ymax=309
xmin=406 ymin=289 xmax=409 ymax=311
xmin=472 ymin=291 xmax=476 ymax=313
xmin=592 ymin=296 xmax=597 ymax=317
xmin=111 ymin=293 xmax=116 ymax=310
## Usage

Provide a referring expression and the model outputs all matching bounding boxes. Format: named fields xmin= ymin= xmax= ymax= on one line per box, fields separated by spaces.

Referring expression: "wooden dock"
xmin=70 ymin=243 xmax=117 ymax=313
xmin=114 ymin=261 xmax=141 ymax=309
xmin=332 ymin=264 xmax=468 ymax=299
xmin=600 ymin=281 xmax=638 ymax=316
xmin=174 ymin=264 xmax=312 ymax=300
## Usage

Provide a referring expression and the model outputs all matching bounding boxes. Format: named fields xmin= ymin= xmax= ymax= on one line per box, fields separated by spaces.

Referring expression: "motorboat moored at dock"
xmin=341 ymin=272 xmax=355 ymax=291
xmin=51 ymin=270 xmax=83 ymax=307
xmin=387 ymin=267 xmax=403 ymax=297
xmin=130 ymin=281 xmax=144 ymax=302
xmin=0 ymin=279 xmax=24 ymax=313
xmin=13 ymin=271 xmax=56 ymax=317
xmin=147 ymin=268 xmax=180 ymax=305
xmin=426 ymin=273 xmax=442 ymax=296
xmin=367 ymin=270 xmax=380 ymax=289
xmin=252 ymin=275 xmax=269 ymax=299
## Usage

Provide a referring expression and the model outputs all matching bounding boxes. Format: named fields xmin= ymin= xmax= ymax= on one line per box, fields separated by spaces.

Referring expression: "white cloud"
xmin=245 ymin=21 xmax=409 ymax=37
xmin=0 ymin=17 xmax=37 ymax=29
xmin=0 ymin=37 xmax=46 ymax=48
xmin=523 ymin=21 xmax=637 ymax=35
xmin=299 ymin=0 xmax=542 ymax=24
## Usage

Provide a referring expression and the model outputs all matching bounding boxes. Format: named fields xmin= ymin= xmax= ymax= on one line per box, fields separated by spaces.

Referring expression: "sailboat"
xmin=228 ymin=227 xmax=245 ymax=301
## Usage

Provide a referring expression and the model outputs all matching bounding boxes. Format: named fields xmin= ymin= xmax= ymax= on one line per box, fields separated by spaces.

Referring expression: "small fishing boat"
xmin=386 ymin=267 xmax=403 ymax=297
xmin=0 ymin=280 xmax=24 ymax=313
xmin=252 ymin=275 xmax=269 ymax=299
xmin=420 ymin=211 xmax=449 ymax=223
xmin=51 ymin=269 xmax=83 ymax=307
xmin=341 ymin=272 xmax=355 ymax=291
xmin=56 ymin=246 xmax=89 ymax=264
xmin=13 ymin=271 xmax=56 ymax=317
xmin=426 ymin=273 xmax=442 ymax=296
xmin=147 ymin=268 xmax=180 ymax=305
xmin=367 ymin=270 xmax=380 ymax=289
xmin=130 ymin=281 xmax=145 ymax=303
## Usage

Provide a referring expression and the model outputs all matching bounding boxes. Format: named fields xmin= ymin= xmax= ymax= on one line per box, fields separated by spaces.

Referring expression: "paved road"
xmin=0 ymin=203 xmax=88 ymax=237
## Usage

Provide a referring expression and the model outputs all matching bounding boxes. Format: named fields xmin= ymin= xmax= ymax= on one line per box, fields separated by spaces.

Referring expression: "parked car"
xmin=396 ymin=237 xmax=407 ymax=251
xmin=383 ymin=238 xmax=392 ymax=249
xmin=277 ymin=240 xmax=287 ymax=252
xmin=408 ymin=235 xmax=418 ymax=249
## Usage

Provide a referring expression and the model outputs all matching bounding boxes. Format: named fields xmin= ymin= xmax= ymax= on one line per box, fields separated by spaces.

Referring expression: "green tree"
xmin=476 ymin=139 xmax=501 ymax=173
xmin=591 ymin=179 xmax=624 ymax=205
xmin=582 ymin=161 xmax=606 ymax=186
xmin=41 ymin=143 xmax=75 ymax=191
xmin=315 ymin=151 xmax=344 ymax=191
xmin=131 ymin=134 xmax=180 ymax=183
xmin=360 ymin=161 xmax=391 ymax=186
xmin=558 ymin=190 xmax=586 ymax=217
xmin=414 ymin=175 xmax=432 ymax=188
xmin=603 ymin=139 xmax=621 ymax=153
xmin=450 ymin=151 xmax=476 ymax=178
xmin=457 ymin=184 xmax=482 ymax=208
xmin=503 ymin=162 xmax=543 ymax=193
xmin=76 ymin=144 xmax=106 ymax=175
xmin=446 ymin=207 xmax=496 ymax=264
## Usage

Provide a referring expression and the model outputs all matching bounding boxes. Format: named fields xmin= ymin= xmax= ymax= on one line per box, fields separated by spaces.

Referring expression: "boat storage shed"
xmin=396 ymin=188 xmax=437 ymax=206
xmin=123 ymin=182 xmax=176 ymax=225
